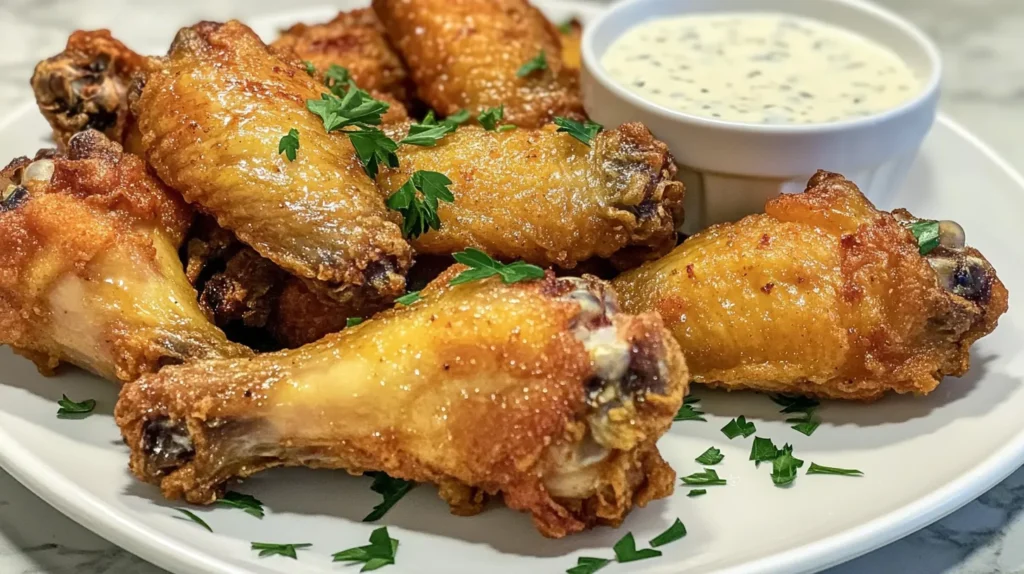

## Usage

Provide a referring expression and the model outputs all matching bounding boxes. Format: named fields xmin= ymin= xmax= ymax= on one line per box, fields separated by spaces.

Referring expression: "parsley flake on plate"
xmin=695 ymin=447 xmax=723 ymax=465
xmin=517 ymin=50 xmax=548 ymax=77
xmin=554 ymin=117 xmax=603 ymax=146
xmin=333 ymin=526 xmax=399 ymax=571
xmin=749 ymin=436 xmax=780 ymax=466
xmin=788 ymin=415 xmax=821 ymax=436
xmin=395 ymin=291 xmax=421 ymax=306
xmin=769 ymin=394 xmax=820 ymax=414
xmin=612 ymin=532 xmax=662 ymax=563
xmin=771 ymin=444 xmax=804 ymax=486
xmin=444 ymin=109 xmax=471 ymax=125
xmin=215 ymin=491 xmax=264 ymax=518
xmin=680 ymin=468 xmax=726 ymax=486
xmin=674 ymin=402 xmax=706 ymax=422
xmin=174 ymin=508 xmax=212 ymax=532
xmin=807 ymin=463 xmax=864 ymax=477
xmin=57 ymin=394 xmax=95 ymax=417
xmin=687 ymin=489 xmax=707 ymax=497
xmin=346 ymin=317 xmax=364 ymax=328
xmin=566 ymin=557 xmax=611 ymax=574
xmin=278 ymin=128 xmax=299 ymax=161
xmin=363 ymin=472 xmax=416 ymax=522
xmin=721 ymin=415 xmax=756 ymax=439
xmin=349 ymin=128 xmax=399 ymax=179
xmin=649 ymin=518 xmax=687 ymax=547
xmin=449 ymin=248 xmax=545 ymax=286
xmin=400 ymin=111 xmax=457 ymax=147
xmin=557 ymin=20 xmax=575 ymax=34
xmin=386 ymin=170 xmax=455 ymax=238
xmin=908 ymin=220 xmax=940 ymax=255
xmin=477 ymin=105 xmax=505 ymax=131
xmin=303 ymin=60 xmax=316 ymax=76
xmin=251 ymin=542 xmax=312 ymax=559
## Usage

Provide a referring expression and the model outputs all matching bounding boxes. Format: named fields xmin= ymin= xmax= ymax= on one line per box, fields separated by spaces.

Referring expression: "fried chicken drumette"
xmin=0 ymin=131 xmax=251 ymax=383
xmin=31 ymin=30 xmax=154 ymax=148
xmin=613 ymin=171 xmax=1009 ymax=401
xmin=132 ymin=20 xmax=413 ymax=304
xmin=372 ymin=0 xmax=585 ymax=128
xmin=272 ymin=8 xmax=412 ymax=105
xmin=378 ymin=122 xmax=685 ymax=269
xmin=116 ymin=268 xmax=686 ymax=538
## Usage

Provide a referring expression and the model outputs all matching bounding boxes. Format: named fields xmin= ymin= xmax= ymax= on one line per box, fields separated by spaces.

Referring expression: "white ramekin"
xmin=581 ymin=0 xmax=942 ymax=234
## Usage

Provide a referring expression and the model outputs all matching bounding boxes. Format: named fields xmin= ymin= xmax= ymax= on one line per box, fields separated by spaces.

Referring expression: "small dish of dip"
xmin=581 ymin=0 xmax=941 ymax=233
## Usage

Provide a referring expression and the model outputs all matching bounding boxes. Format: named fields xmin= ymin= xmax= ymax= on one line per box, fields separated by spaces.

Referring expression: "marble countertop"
xmin=1 ymin=0 xmax=1023 ymax=572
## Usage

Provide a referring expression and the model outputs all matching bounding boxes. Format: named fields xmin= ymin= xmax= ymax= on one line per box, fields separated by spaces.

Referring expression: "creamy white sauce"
xmin=601 ymin=13 xmax=922 ymax=124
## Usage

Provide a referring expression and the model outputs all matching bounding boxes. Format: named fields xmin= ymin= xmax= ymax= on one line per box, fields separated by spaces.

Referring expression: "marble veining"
xmin=1 ymin=1 xmax=1023 ymax=573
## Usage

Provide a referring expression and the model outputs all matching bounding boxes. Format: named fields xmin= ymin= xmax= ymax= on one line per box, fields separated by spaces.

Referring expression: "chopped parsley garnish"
xmin=349 ymin=128 xmax=399 ymax=179
xmin=278 ymin=128 xmax=299 ymax=161
xmin=557 ymin=20 xmax=575 ymax=34
xmin=363 ymin=472 xmax=415 ymax=522
xmin=769 ymin=395 xmax=820 ymax=414
xmin=324 ymin=64 xmax=353 ymax=96
xmin=400 ymin=113 xmax=457 ymax=146
xmin=517 ymin=50 xmax=549 ymax=77
xmin=448 ymin=248 xmax=545 ymax=286
xmin=57 ymin=394 xmax=95 ymax=417
xmin=788 ymin=415 xmax=821 ymax=436
xmin=251 ymin=542 xmax=312 ymax=559
xmin=612 ymin=532 xmax=662 ymax=563
xmin=687 ymin=489 xmax=707 ymax=497
xmin=303 ymin=60 xmax=317 ymax=76
xmin=346 ymin=317 xmax=364 ymax=328
xmin=695 ymin=447 xmax=723 ymax=465
xmin=566 ymin=557 xmax=611 ymax=574
xmin=333 ymin=526 xmax=399 ymax=571
xmin=445 ymin=109 xmax=471 ymax=125
xmin=395 ymin=291 xmax=421 ymax=306
xmin=174 ymin=508 xmax=212 ymax=532
xmin=771 ymin=444 xmax=804 ymax=486
xmin=680 ymin=468 xmax=726 ymax=486
xmin=386 ymin=170 xmax=455 ymax=238
xmin=908 ymin=220 xmax=940 ymax=255
xmin=554 ymin=117 xmax=603 ymax=146
xmin=684 ymin=395 xmax=701 ymax=404
xmin=216 ymin=491 xmax=264 ymax=518
xmin=674 ymin=403 xmax=706 ymax=422
xmin=649 ymin=518 xmax=686 ymax=548
xmin=749 ymin=436 xmax=780 ymax=466
xmin=306 ymin=88 xmax=390 ymax=132
xmin=721 ymin=415 xmax=756 ymax=439
xmin=807 ymin=463 xmax=863 ymax=477
xmin=497 ymin=124 xmax=517 ymax=132
xmin=477 ymin=105 xmax=505 ymax=131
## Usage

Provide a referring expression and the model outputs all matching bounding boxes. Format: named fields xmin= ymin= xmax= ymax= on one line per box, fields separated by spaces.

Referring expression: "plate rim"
xmin=2 ymin=3 xmax=1024 ymax=572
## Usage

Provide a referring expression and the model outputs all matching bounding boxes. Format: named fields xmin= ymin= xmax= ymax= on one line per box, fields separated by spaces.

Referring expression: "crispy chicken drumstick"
xmin=116 ymin=268 xmax=687 ymax=538
xmin=613 ymin=171 xmax=1008 ymax=401
xmin=0 ymin=130 xmax=250 ymax=383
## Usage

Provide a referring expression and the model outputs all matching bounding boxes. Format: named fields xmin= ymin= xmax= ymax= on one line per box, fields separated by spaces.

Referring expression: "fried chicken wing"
xmin=31 ymin=30 xmax=154 ymax=148
xmin=0 ymin=130 xmax=250 ymax=383
xmin=133 ymin=20 xmax=412 ymax=303
xmin=272 ymin=9 xmax=412 ymax=105
xmin=612 ymin=171 xmax=1009 ymax=401
xmin=116 ymin=268 xmax=686 ymax=537
xmin=372 ymin=0 xmax=585 ymax=127
xmin=377 ymin=122 xmax=685 ymax=269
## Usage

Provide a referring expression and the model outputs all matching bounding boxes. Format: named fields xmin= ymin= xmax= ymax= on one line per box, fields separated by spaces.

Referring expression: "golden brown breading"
xmin=613 ymin=171 xmax=1009 ymax=401
xmin=377 ymin=122 xmax=684 ymax=269
xmin=0 ymin=130 xmax=250 ymax=383
xmin=31 ymin=30 xmax=154 ymax=148
xmin=133 ymin=20 xmax=413 ymax=304
xmin=557 ymin=18 xmax=582 ymax=70
xmin=372 ymin=0 xmax=585 ymax=127
xmin=116 ymin=268 xmax=686 ymax=538
xmin=272 ymin=9 xmax=412 ymax=105
xmin=269 ymin=277 xmax=384 ymax=348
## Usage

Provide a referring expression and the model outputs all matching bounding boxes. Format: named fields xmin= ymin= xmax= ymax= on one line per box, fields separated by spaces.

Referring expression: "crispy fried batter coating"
xmin=133 ymin=20 xmax=412 ymax=303
xmin=557 ymin=18 xmax=582 ymax=70
xmin=372 ymin=0 xmax=585 ymax=127
xmin=272 ymin=9 xmax=412 ymax=105
xmin=613 ymin=171 xmax=1009 ymax=401
xmin=116 ymin=269 xmax=686 ymax=537
xmin=31 ymin=30 xmax=154 ymax=148
xmin=377 ymin=122 xmax=684 ymax=269
xmin=0 ymin=130 xmax=250 ymax=383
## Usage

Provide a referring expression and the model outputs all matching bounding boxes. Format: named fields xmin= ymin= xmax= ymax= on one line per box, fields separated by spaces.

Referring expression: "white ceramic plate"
xmin=1 ymin=2 xmax=1023 ymax=574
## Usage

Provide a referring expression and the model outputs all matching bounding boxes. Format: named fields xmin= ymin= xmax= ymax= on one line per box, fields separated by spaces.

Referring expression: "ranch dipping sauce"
xmin=601 ymin=13 xmax=923 ymax=125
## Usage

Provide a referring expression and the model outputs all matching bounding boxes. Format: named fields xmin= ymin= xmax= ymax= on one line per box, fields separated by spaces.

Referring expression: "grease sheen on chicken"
xmin=0 ymin=131 xmax=250 ymax=383
xmin=116 ymin=268 xmax=687 ymax=538
xmin=133 ymin=20 xmax=413 ymax=303
xmin=378 ymin=122 xmax=685 ymax=269
xmin=613 ymin=171 xmax=1009 ymax=401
